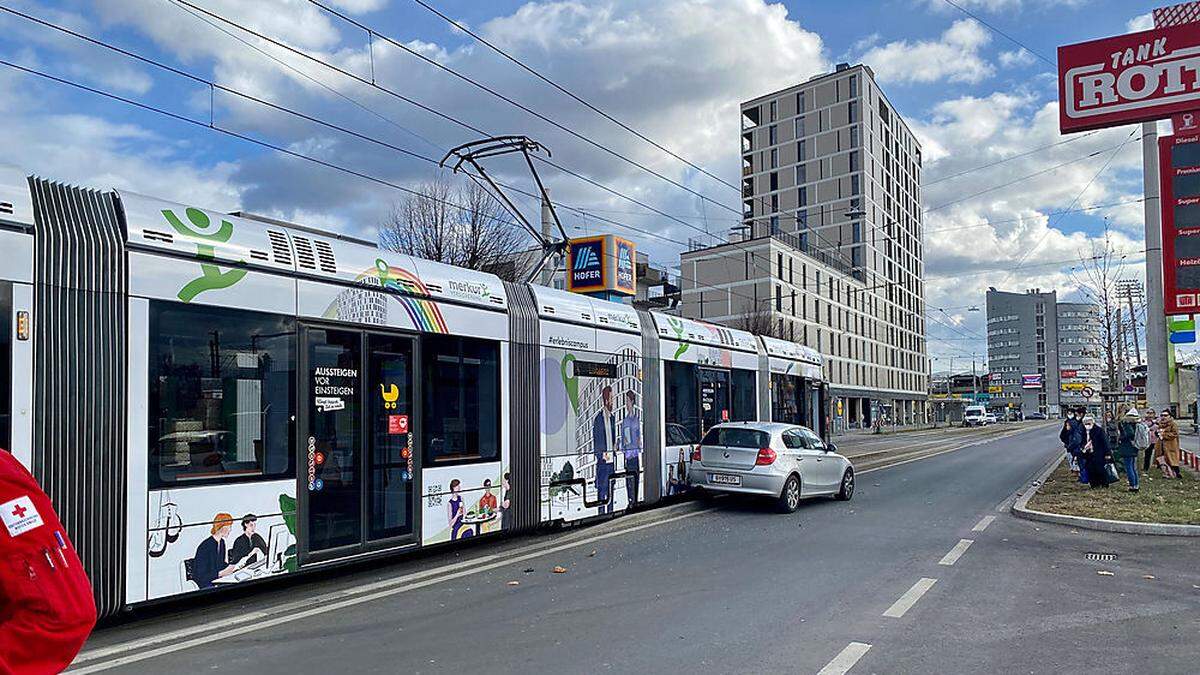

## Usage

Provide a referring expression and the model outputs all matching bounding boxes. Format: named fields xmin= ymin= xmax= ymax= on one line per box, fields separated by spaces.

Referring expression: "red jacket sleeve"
xmin=0 ymin=450 xmax=97 ymax=675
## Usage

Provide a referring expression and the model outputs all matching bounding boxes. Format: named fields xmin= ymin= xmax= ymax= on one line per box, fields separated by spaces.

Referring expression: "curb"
xmin=1011 ymin=456 xmax=1200 ymax=537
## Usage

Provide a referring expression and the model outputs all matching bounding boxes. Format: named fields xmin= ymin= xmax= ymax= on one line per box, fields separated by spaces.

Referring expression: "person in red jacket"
xmin=0 ymin=448 xmax=97 ymax=674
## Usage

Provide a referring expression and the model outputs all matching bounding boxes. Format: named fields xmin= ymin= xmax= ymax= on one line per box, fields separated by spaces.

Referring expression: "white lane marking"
xmin=816 ymin=642 xmax=872 ymax=675
xmin=71 ymin=506 xmax=714 ymax=673
xmin=938 ymin=539 xmax=975 ymax=566
xmin=857 ymin=427 xmax=1031 ymax=475
xmin=972 ymin=515 xmax=996 ymax=532
xmin=882 ymin=578 xmax=937 ymax=618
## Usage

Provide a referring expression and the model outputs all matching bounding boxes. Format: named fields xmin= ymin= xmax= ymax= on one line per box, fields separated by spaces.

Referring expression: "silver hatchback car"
xmin=688 ymin=422 xmax=854 ymax=512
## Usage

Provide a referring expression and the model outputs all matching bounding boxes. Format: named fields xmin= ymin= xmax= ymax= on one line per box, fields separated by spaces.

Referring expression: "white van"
xmin=963 ymin=406 xmax=988 ymax=427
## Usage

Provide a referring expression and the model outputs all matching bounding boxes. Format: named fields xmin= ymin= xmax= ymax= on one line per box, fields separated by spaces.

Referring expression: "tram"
xmin=0 ymin=167 xmax=826 ymax=617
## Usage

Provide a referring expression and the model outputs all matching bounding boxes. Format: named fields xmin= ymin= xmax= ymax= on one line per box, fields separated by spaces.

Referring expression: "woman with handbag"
xmin=1081 ymin=415 xmax=1114 ymax=488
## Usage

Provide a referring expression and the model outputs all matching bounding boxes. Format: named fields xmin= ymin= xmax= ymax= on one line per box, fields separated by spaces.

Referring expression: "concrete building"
xmin=985 ymin=288 xmax=1102 ymax=415
xmin=679 ymin=63 xmax=928 ymax=430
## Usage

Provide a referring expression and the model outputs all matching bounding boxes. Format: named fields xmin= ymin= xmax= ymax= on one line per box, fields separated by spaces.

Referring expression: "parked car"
xmin=963 ymin=406 xmax=988 ymax=427
xmin=1026 ymin=412 xmax=1047 ymax=420
xmin=688 ymin=422 xmax=854 ymax=513
xmin=983 ymin=412 xmax=999 ymax=424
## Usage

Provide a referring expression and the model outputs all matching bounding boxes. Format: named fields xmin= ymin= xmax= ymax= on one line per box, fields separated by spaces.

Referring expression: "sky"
xmin=0 ymin=0 xmax=1182 ymax=371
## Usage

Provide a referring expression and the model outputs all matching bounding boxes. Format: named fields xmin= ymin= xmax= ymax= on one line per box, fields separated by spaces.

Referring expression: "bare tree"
xmin=379 ymin=175 xmax=527 ymax=281
xmin=731 ymin=302 xmax=782 ymax=338
xmin=1073 ymin=222 xmax=1123 ymax=391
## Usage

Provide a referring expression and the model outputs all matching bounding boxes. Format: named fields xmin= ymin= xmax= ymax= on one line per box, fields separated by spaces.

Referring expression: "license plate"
xmin=709 ymin=473 xmax=741 ymax=486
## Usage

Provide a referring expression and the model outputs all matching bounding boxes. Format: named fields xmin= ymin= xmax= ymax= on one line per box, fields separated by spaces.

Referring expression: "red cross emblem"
xmin=12 ymin=503 xmax=27 ymax=519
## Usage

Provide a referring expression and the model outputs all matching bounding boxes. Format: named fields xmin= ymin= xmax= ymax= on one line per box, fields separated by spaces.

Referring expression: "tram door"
xmin=301 ymin=326 xmax=417 ymax=561
xmin=698 ymin=368 xmax=730 ymax=435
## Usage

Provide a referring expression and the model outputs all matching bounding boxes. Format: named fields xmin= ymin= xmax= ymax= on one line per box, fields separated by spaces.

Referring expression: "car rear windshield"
xmin=701 ymin=427 xmax=769 ymax=448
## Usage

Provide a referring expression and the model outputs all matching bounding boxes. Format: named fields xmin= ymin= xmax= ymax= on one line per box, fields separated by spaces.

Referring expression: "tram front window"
xmin=148 ymin=304 xmax=296 ymax=486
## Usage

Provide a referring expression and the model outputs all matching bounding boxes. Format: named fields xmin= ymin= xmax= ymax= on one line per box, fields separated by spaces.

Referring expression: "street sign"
xmin=1058 ymin=21 xmax=1200 ymax=133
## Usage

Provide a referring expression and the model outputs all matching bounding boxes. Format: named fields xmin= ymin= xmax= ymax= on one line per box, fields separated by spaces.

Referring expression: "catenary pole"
xmin=1143 ymin=121 xmax=1170 ymax=412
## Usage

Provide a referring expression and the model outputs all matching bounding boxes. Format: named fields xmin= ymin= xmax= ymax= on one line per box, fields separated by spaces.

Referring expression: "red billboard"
xmin=1058 ymin=23 xmax=1200 ymax=133
xmin=1160 ymin=131 xmax=1200 ymax=313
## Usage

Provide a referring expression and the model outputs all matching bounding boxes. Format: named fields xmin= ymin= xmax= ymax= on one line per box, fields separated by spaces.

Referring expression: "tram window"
xmin=0 ymin=282 xmax=10 ymax=451
xmin=664 ymin=361 xmax=699 ymax=444
xmin=730 ymin=369 xmax=757 ymax=422
xmin=422 ymin=335 xmax=500 ymax=465
xmin=148 ymin=304 xmax=296 ymax=487
xmin=771 ymin=372 xmax=802 ymax=425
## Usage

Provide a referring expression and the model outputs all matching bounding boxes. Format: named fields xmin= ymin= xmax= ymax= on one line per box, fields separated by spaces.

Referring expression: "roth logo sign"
xmin=1058 ymin=23 xmax=1200 ymax=133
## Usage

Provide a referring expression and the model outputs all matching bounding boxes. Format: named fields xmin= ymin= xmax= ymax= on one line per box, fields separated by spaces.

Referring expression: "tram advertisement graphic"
xmin=145 ymin=482 xmax=297 ymax=600
xmin=541 ymin=346 xmax=643 ymax=523
xmin=162 ymin=207 xmax=247 ymax=302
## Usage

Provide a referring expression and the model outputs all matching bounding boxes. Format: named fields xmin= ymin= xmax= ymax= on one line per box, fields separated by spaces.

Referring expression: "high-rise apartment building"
xmin=679 ymin=63 xmax=928 ymax=429
xmin=985 ymin=288 xmax=1102 ymax=415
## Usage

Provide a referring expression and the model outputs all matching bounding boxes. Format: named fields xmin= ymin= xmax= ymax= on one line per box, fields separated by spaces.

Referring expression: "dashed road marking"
xmin=938 ymin=539 xmax=975 ymax=566
xmin=972 ymin=515 xmax=996 ymax=532
xmin=883 ymin=578 xmax=938 ymax=618
xmin=816 ymin=642 xmax=872 ymax=675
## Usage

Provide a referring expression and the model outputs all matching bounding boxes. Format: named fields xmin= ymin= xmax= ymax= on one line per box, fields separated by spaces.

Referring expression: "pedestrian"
xmin=1059 ymin=407 xmax=1087 ymax=482
xmin=1142 ymin=411 xmax=1158 ymax=473
xmin=1103 ymin=409 xmax=1119 ymax=451
xmin=1157 ymin=408 xmax=1184 ymax=479
xmin=1081 ymin=415 xmax=1114 ymax=488
xmin=0 ymin=448 xmax=97 ymax=674
xmin=1104 ymin=409 xmax=1123 ymax=477
xmin=1116 ymin=408 xmax=1142 ymax=492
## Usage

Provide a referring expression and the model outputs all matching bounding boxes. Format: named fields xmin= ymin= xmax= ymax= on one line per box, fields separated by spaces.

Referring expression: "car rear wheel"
xmin=777 ymin=475 xmax=801 ymax=513
xmin=836 ymin=468 xmax=854 ymax=501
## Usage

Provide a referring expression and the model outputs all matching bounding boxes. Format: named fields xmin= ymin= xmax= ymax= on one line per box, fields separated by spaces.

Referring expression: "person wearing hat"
xmin=1116 ymin=407 xmax=1143 ymax=492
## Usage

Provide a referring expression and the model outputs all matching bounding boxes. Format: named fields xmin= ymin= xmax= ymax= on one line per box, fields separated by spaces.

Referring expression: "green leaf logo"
xmin=163 ymin=208 xmax=247 ymax=302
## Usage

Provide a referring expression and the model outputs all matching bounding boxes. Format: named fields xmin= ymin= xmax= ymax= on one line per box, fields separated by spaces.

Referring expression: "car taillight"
xmin=755 ymin=447 xmax=776 ymax=465
xmin=690 ymin=445 xmax=701 ymax=462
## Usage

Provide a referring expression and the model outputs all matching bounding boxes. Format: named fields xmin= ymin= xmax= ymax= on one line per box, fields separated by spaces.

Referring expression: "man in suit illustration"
xmin=593 ymin=386 xmax=617 ymax=515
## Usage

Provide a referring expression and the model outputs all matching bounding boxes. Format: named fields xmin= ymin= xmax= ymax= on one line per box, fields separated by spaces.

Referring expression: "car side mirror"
xmin=825 ymin=443 xmax=836 ymax=453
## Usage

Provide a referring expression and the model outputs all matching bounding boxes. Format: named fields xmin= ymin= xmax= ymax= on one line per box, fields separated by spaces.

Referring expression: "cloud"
xmin=921 ymin=0 xmax=1086 ymax=11
xmin=62 ymin=0 xmax=829 ymax=254
xmin=859 ymin=19 xmax=993 ymax=85
xmin=998 ymin=48 xmax=1036 ymax=68
xmin=912 ymin=90 xmax=1148 ymax=359
xmin=1126 ymin=12 xmax=1154 ymax=32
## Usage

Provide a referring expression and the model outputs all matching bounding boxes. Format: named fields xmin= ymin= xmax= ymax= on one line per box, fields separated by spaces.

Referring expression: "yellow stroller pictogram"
xmin=380 ymin=383 xmax=400 ymax=409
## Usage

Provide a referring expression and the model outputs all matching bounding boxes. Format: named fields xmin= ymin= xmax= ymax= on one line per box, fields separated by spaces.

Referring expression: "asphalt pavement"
xmin=71 ymin=422 xmax=1200 ymax=674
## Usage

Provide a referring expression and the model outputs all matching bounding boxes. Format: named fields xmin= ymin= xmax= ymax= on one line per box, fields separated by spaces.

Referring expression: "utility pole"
xmin=1143 ymin=121 xmax=1170 ymax=412
xmin=1117 ymin=307 xmax=1127 ymax=392
xmin=1116 ymin=278 xmax=1144 ymax=367
xmin=539 ymin=188 xmax=557 ymax=287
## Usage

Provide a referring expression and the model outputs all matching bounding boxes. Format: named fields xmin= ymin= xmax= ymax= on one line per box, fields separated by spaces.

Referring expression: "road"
xmin=72 ymin=422 xmax=1200 ymax=674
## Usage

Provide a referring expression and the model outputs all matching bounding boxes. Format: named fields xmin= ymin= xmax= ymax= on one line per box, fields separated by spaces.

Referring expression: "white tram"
xmin=0 ymin=168 xmax=826 ymax=616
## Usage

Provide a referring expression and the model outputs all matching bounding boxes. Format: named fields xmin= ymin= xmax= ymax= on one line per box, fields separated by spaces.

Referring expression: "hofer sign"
xmin=1058 ymin=22 xmax=1200 ymax=133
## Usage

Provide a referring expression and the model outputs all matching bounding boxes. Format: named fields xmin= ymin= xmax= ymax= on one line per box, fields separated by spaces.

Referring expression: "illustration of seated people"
xmin=619 ymin=390 xmax=642 ymax=506
xmin=475 ymin=479 xmax=500 ymax=534
xmin=185 ymin=512 xmax=273 ymax=590
xmin=593 ymin=386 xmax=617 ymax=515
xmin=229 ymin=513 xmax=269 ymax=568
xmin=187 ymin=513 xmax=237 ymax=590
